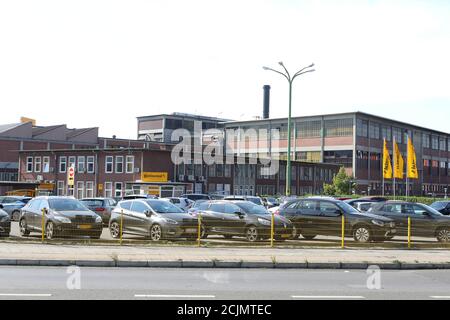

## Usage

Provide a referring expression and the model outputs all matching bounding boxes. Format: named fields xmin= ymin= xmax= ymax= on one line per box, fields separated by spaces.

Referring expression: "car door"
xmin=27 ymin=199 xmax=42 ymax=230
xmin=116 ymin=200 xmax=134 ymax=233
xmin=317 ymin=201 xmax=343 ymax=237
xmin=292 ymin=200 xmax=321 ymax=235
xmin=204 ymin=203 xmax=228 ymax=234
xmin=128 ymin=201 xmax=151 ymax=235
xmin=444 ymin=203 xmax=450 ymax=216
xmin=376 ymin=203 xmax=406 ymax=235
xmin=36 ymin=200 xmax=50 ymax=232
xmin=221 ymin=203 xmax=247 ymax=235
xmin=404 ymin=204 xmax=436 ymax=237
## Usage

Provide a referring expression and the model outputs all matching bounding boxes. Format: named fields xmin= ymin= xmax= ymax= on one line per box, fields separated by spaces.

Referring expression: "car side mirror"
xmin=144 ymin=210 xmax=152 ymax=217
xmin=43 ymin=208 xmax=49 ymax=215
xmin=421 ymin=211 xmax=430 ymax=217
xmin=335 ymin=209 xmax=343 ymax=216
xmin=0 ymin=204 xmax=3 ymax=209
xmin=235 ymin=211 xmax=244 ymax=216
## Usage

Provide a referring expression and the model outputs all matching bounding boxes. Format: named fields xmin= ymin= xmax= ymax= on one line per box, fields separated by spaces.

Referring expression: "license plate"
xmin=185 ymin=228 xmax=197 ymax=233
xmin=78 ymin=224 xmax=92 ymax=229
xmin=281 ymin=234 xmax=291 ymax=238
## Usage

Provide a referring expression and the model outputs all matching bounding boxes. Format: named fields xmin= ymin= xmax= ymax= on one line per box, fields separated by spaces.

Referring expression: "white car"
xmin=161 ymin=197 xmax=194 ymax=211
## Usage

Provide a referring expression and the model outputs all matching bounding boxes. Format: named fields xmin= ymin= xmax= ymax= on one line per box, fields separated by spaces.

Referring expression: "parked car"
xmin=109 ymin=199 xmax=198 ymax=241
xmin=355 ymin=202 xmax=378 ymax=213
xmin=80 ymin=198 xmax=117 ymax=225
xmin=188 ymin=200 xmax=295 ymax=242
xmin=181 ymin=194 xmax=211 ymax=201
xmin=161 ymin=197 xmax=194 ymax=211
xmin=223 ymin=196 xmax=265 ymax=206
xmin=0 ymin=205 xmax=11 ymax=237
xmin=262 ymin=197 xmax=280 ymax=208
xmin=278 ymin=198 xmax=396 ymax=243
xmin=430 ymin=201 xmax=450 ymax=215
xmin=0 ymin=196 xmax=32 ymax=221
xmin=19 ymin=196 xmax=103 ymax=239
xmin=345 ymin=197 xmax=388 ymax=210
xmin=369 ymin=201 xmax=450 ymax=242
xmin=122 ymin=194 xmax=158 ymax=200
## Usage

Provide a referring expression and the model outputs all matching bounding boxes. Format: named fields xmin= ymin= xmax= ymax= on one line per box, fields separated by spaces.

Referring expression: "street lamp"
xmin=263 ymin=62 xmax=315 ymax=196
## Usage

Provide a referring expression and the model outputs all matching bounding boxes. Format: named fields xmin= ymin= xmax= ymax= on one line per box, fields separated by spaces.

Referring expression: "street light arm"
xmin=292 ymin=69 xmax=315 ymax=81
xmin=262 ymin=66 xmax=289 ymax=81
xmin=278 ymin=62 xmax=291 ymax=81
xmin=293 ymin=64 xmax=314 ymax=77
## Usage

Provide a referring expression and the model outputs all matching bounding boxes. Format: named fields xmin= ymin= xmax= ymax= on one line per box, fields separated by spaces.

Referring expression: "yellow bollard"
xmin=408 ymin=216 xmax=411 ymax=249
xmin=120 ymin=209 xmax=123 ymax=245
xmin=41 ymin=208 xmax=46 ymax=243
xmin=270 ymin=211 xmax=275 ymax=248
xmin=341 ymin=215 xmax=345 ymax=249
xmin=197 ymin=213 xmax=202 ymax=247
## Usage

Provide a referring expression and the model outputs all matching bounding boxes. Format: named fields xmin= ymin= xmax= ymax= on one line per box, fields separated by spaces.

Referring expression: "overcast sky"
xmin=1 ymin=0 xmax=450 ymax=138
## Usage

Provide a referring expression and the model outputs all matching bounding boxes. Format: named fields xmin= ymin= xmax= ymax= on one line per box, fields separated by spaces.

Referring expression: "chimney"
xmin=263 ymin=85 xmax=270 ymax=119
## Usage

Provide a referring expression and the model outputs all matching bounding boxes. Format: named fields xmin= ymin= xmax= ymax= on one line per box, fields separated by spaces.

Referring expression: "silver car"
xmin=109 ymin=199 xmax=198 ymax=241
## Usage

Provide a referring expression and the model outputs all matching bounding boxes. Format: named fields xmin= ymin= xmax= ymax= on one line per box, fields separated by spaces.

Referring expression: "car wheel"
xmin=109 ymin=221 xmax=121 ymax=239
xmin=45 ymin=222 xmax=56 ymax=240
xmin=19 ymin=219 xmax=30 ymax=237
xmin=246 ymin=226 xmax=258 ymax=242
xmin=436 ymin=227 xmax=450 ymax=242
xmin=12 ymin=210 xmax=21 ymax=221
xmin=150 ymin=224 xmax=162 ymax=241
xmin=302 ymin=234 xmax=316 ymax=240
xmin=353 ymin=225 xmax=372 ymax=243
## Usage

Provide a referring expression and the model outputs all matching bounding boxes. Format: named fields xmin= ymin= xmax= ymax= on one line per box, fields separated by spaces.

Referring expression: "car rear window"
xmin=81 ymin=200 xmax=104 ymax=207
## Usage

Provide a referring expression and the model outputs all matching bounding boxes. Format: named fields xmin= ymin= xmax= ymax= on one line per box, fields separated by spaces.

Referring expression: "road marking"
xmin=292 ymin=295 xmax=365 ymax=299
xmin=430 ymin=296 xmax=450 ymax=299
xmin=0 ymin=293 xmax=52 ymax=297
xmin=135 ymin=294 xmax=216 ymax=299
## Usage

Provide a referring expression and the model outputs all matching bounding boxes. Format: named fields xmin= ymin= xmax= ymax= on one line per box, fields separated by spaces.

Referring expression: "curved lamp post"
xmin=263 ymin=62 xmax=315 ymax=196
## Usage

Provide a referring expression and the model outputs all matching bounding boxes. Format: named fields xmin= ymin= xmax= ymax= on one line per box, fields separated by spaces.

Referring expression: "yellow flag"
xmin=407 ymin=137 xmax=419 ymax=179
xmin=383 ymin=139 xmax=393 ymax=179
xmin=393 ymin=140 xmax=404 ymax=179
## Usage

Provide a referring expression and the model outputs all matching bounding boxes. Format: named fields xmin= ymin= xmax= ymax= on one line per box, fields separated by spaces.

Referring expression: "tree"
xmin=323 ymin=167 xmax=356 ymax=196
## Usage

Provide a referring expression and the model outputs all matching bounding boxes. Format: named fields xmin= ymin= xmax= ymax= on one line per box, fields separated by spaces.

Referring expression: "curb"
xmin=1 ymin=259 xmax=450 ymax=270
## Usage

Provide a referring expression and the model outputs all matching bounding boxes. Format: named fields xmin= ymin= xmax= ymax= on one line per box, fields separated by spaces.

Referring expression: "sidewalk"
xmin=1 ymin=242 xmax=449 ymax=269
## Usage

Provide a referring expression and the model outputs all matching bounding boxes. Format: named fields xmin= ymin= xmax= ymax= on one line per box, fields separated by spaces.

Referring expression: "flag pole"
xmin=393 ymin=137 xmax=396 ymax=200
xmin=406 ymin=136 xmax=409 ymax=201
xmin=382 ymin=138 xmax=385 ymax=197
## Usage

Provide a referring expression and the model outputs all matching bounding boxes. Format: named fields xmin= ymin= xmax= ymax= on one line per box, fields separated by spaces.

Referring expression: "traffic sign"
xmin=67 ymin=165 xmax=75 ymax=186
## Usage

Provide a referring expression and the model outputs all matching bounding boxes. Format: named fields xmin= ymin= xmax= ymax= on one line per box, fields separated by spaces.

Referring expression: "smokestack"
xmin=263 ymin=85 xmax=271 ymax=119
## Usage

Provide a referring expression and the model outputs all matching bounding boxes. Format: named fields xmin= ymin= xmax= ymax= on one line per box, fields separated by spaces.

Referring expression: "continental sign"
xmin=141 ymin=172 xmax=168 ymax=183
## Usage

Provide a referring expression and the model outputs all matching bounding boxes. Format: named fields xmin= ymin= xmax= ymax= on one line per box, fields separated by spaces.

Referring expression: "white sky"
xmin=1 ymin=0 xmax=450 ymax=138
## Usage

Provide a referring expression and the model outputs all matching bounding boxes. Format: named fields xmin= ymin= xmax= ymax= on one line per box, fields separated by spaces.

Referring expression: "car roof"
xmin=32 ymin=196 xmax=77 ymax=200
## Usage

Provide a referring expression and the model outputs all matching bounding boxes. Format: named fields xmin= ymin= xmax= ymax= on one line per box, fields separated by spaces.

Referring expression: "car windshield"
xmin=247 ymin=197 xmax=263 ymax=205
xmin=145 ymin=200 xmax=184 ymax=214
xmin=267 ymin=198 xmax=277 ymax=203
xmin=420 ymin=204 xmax=444 ymax=216
xmin=81 ymin=200 xmax=104 ymax=207
xmin=431 ymin=202 xmax=447 ymax=210
xmin=48 ymin=199 xmax=89 ymax=211
xmin=235 ymin=202 xmax=269 ymax=215
xmin=336 ymin=201 xmax=361 ymax=214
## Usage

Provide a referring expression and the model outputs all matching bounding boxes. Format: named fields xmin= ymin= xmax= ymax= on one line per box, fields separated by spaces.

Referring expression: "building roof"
xmin=137 ymin=112 xmax=232 ymax=123
xmin=32 ymin=125 xmax=66 ymax=137
xmin=66 ymin=127 xmax=98 ymax=139
xmin=0 ymin=123 xmax=24 ymax=134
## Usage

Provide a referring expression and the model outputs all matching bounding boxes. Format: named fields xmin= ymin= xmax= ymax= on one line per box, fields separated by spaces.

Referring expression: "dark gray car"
xmin=19 ymin=196 xmax=103 ymax=239
xmin=0 ymin=205 xmax=11 ymax=237
xmin=0 ymin=196 xmax=32 ymax=221
xmin=80 ymin=198 xmax=116 ymax=225
xmin=109 ymin=199 xmax=198 ymax=241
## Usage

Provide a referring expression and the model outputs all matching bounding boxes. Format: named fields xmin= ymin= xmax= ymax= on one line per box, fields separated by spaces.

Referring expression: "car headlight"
xmin=257 ymin=218 xmax=271 ymax=226
xmin=95 ymin=216 xmax=103 ymax=223
xmin=163 ymin=218 xmax=178 ymax=225
xmin=54 ymin=216 xmax=71 ymax=224
xmin=0 ymin=215 xmax=9 ymax=222
xmin=371 ymin=220 xmax=385 ymax=227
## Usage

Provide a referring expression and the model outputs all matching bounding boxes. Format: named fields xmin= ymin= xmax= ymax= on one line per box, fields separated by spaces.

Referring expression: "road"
xmin=0 ymin=267 xmax=449 ymax=300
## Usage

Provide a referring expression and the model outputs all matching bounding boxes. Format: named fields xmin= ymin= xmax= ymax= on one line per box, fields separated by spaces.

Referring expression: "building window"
xmin=26 ymin=157 xmax=33 ymax=173
xmin=68 ymin=156 xmax=76 ymax=169
xmin=76 ymin=181 xmax=84 ymax=199
xmin=369 ymin=122 xmax=380 ymax=139
xmin=296 ymin=151 xmax=321 ymax=163
xmin=422 ymin=133 xmax=430 ymax=149
xmin=42 ymin=156 xmax=50 ymax=173
xmin=114 ymin=182 xmax=123 ymax=198
xmin=87 ymin=156 xmax=95 ymax=173
xmin=86 ymin=181 xmax=94 ymax=198
xmin=297 ymin=120 xmax=322 ymax=138
xmin=105 ymin=156 xmax=113 ymax=173
xmin=224 ymin=164 xmax=231 ymax=178
xmin=34 ymin=157 xmax=41 ymax=173
xmin=208 ymin=165 xmax=216 ymax=177
xmin=104 ymin=182 xmax=113 ymax=198
xmin=381 ymin=126 xmax=392 ymax=141
xmin=356 ymin=119 xmax=368 ymax=137
xmin=392 ymin=127 xmax=403 ymax=144
xmin=324 ymin=118 xmax=353 ymax=137
xmin=57 ymin=181 xmax=65 ymax=196
xmin=59 ymin=156 xmax=67 ymax=173
xmin=77 ymin=156 xmax=86 ymax=173
xmin=126 ymin=155 xmax=135 ymax=174
xmin=440 ymin=138 xmax=446 ymax=151
xmin=115 ymin=156 xmax=124 ymax=173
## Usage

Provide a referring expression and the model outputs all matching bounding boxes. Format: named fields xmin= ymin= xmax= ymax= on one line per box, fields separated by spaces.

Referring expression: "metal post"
xmin=41 ymin=208 xmax=45 ymax=243
xmin=408 ymin=216 xmax=411 ymax=249
xmin=197 ymin=213 xmax=202 ymax=247
xmin=341 ymin=215 xmax=345 ymax=249
xmin=120 ymin=209 xmax=123 ymax=245
xmin=270 ymin=211 xmax=275 ymax=248
xmin=286 ymin=81 xmax=292 ymax=197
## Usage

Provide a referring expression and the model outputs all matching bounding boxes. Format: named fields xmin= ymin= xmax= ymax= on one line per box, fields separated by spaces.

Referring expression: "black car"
xmin=181 ymin=194 xmax=211 ymax=201
xmin=189 ymin=200 xmax=295 ymax=242
xmin=19 ymin=196 xmax=103 ymax=240
xmin=0 ymin=205 xmax=11 ymax=237
xmin=278 ymin=198 xmax=396 ymax=243
xmin=345 ymin=197 xmax=388 ymax=210
xmin=430 ymin=201 xmax=450 ymax=215
xmin=370 ymin=201 xmax=450 ymax=242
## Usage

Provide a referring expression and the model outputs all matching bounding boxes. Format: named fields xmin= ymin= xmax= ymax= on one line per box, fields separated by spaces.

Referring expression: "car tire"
xmin=353 ymin=225 xmax=372 ymax=243
xmin=436 ymin=227 xmax=450 ymax=242
xmin=12 ymin=210 xmax=21 ymax=221
xmin=245 ymin=226 xmax=259 ymax=242
xmin=149 ymin=224 xmax=162 ymax=241
xmin=45 ymin=221 xmax=56 ymax=240
xmin=19 ymin=218 xmax=30 ymax=237
xmin=302 ymin=234 xmax=317 ymax=240
xmin=109 ymin=221 xmax=121 ymax=239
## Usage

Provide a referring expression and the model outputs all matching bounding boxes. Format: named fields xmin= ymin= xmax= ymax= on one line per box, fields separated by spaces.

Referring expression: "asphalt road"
xmin=0 ymin=267 xmax=449 ymax=300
